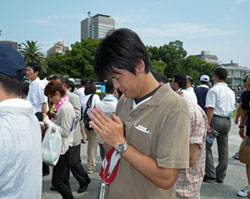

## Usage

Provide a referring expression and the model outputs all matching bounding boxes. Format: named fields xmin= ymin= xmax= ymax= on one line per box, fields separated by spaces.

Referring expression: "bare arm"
xmin=239 ymin=109 xmax=248 ymax=139
xmin=206 ymin=107 xmax=215 ymax=133
xmin=235 ymin=102 xmax=242 ymax=124
xmin=42 ymin=103 xmax=47 ymax=115
xmin=189 ymin=144 xmax=199 ymax=167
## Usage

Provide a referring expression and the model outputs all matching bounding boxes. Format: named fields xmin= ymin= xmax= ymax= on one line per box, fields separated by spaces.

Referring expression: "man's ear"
xmin=135 ymin=59 xmax=145 ymax=74
xmin=35 ymin=71 xmax=39 ymax=77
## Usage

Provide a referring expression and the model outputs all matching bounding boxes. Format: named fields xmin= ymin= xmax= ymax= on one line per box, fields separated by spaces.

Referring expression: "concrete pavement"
xmin=42 ymin=121 xmax=247 ymax=199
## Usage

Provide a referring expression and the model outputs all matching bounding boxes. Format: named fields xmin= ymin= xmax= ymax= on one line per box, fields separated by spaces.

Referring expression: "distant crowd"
xmin=1 ymin=28 xmax=250 ymax=199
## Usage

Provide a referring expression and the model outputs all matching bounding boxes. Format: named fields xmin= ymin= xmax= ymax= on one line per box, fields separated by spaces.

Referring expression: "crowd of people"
xmin=0 ymin=28 xmax=249 ymax=199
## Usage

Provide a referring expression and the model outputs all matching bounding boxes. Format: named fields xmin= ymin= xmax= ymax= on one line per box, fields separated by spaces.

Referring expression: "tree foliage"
xmin=147 ymin=40 xmax=216 ymax=85
xmin=20 ymin=40 xmax=47 ymax=74
xmin=46 ymin=38 xmax=101 ymax=79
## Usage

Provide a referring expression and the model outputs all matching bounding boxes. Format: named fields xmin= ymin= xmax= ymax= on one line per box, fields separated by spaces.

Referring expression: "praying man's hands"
xmin=89 ymin=108 xmax=126 ymax=149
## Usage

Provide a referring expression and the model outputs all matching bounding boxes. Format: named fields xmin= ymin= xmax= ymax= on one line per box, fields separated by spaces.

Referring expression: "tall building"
xmin=81 ymin=13 xmax=115 ymax=40
xmin=194 ymin=51 xmax=219 ymax=64
xmin=47 ymin=41 xmax=69 ymax=56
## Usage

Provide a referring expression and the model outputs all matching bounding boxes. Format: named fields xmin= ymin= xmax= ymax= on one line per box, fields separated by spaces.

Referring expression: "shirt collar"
xmin=103 ymin=94 xmax=118 ymax=102
xmin=128 ymin=83 xmax=173 ymax=110
xmin=214 ymin=82 xmax=227 ymax=87
xmin=30 ymin=77 xmax=40 ymax=84
xmin=0 ymin=98 xmax=32 ymax=108
xmin=197 ymin=84 xmax=209 ymax=89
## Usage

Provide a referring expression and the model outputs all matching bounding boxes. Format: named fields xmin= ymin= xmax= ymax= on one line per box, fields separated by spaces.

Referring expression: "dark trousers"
xmin=68 ymin=145 xmax=90 ymax=186
xmin=52 ymin=151 xmax=74 ymax=199
xmin=205 ymin=115 xmax=231 ymax=181
xmin=99 ymin=143 xmax=105 ymax=161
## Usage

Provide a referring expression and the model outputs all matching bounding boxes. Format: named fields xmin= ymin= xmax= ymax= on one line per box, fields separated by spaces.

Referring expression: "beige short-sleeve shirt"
xmin=107 ymin=84 xmax=190 ymax=199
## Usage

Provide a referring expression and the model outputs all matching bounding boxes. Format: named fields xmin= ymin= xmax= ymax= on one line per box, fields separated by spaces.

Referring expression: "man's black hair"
xmin=214 ymin=68 xmax=227 ymax=81
xmin=94 ymin=28 xmax=152 ymax=79
xmin=200 ymin=81 xmax=208 ymax=85
xmin=173 ymin=72 xmax=187 ymax=89
xmin=27 ymin=63 xmax=41 ymax=74
xmin=81 ymin=78 xmax=88 ymax=86
xmin=151 ymin=70 xmax=168 ymax=83
xmin=85 ymin=80 xmax=96 ymax=95
xmin=58 ymin=75 xmax=70 ymax=88
xmin=0 ymin=73 xmax=24 ymax=96
xmin=187 ymin=75 xmax=193 ymax=85
xmin=22 ymin=81 xmax=30 ymax=96
xmin=105 ymin=80 xmax=114 ymax=94
xmin=68 ymin=80 xmax=75 ymax=93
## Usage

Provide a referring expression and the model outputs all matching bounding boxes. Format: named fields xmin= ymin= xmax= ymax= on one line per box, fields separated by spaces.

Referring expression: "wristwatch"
xmin=239 ymin=125 xmax=244 ymax=128
xmin=117 ymin=142 xmax=128 ymax=155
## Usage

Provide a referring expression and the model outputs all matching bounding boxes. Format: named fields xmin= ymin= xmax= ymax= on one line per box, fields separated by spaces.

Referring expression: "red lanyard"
xmin=99 ymin=148 xmax=121 ymax=184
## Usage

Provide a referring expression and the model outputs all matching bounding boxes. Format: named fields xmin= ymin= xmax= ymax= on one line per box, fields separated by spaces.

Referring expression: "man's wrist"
xmin=239 ymin=125 xmax=244 ymax=128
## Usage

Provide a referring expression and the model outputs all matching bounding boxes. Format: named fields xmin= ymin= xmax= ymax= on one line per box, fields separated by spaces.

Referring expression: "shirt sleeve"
xmin=205 ymin=89 xmax=216 ymax=108
xmin=189 ymin=107 xmax=207 ymax=147
xmin=38 ymin=83 xmax=47 ymax=104
xmin=241 ymin=91 xmax=248 ymax=110
xmin=44 ymin=105 xmax=75 ymax=138
xmin=156 ymin=109 xmax=190 ymax=169
xmin=92 ymin=94 xmax=101 ymax=108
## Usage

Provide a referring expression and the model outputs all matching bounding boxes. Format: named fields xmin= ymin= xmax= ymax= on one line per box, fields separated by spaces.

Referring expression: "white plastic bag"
xmin=42 ymin=125 xmax=62 ymax=166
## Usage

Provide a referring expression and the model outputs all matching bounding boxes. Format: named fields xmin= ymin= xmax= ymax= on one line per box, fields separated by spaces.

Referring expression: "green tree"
xmin=46 ymin=38 xmax=101 ymax=79
xmin=183 ymin=56 xmax=216 ymax=85
xmin=147 ymin=40 xmax=187 ymax=78
xmin=151 ymin=60 xmax=167 ymax=74
xmin=20 ymin=40 xmax=47 ymax=74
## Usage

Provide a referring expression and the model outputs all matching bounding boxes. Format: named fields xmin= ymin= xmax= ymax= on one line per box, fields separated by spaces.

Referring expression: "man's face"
xmin=26 ymin=66 xmax=38 ymax=81
xmin=110 ymin=68 xmax=140 ymax=99
xmin=171 ymin=78 xmax=179 ymax=91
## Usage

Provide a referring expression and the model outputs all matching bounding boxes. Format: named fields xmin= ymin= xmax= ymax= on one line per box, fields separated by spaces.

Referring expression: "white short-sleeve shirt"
xmin=27 ymin=77 xmax=47 ymax=113
xmin=205 ymin=82 xmax=235 ymax=117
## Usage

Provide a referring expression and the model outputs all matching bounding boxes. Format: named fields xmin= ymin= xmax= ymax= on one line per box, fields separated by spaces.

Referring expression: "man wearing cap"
xmin=204 ymin=68 xmax=235 ymax=183
xmin=0 ymin=44 xmax=42 ymax=198
xmin=194 ymin=75 xmax=210 ymax=113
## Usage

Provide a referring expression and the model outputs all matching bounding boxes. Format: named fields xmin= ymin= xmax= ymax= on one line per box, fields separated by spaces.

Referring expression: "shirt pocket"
xmin=131 ymin=124 xmax=152 ymax=155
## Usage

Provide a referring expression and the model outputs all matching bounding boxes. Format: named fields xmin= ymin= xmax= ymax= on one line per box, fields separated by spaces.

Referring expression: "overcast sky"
xmin=1 ymin=0 xmax=249 ymax=67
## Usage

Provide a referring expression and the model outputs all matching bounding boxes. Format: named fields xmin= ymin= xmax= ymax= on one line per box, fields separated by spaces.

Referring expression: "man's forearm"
xmin=42 ymin=103 xmax=47 ymax=114
xmin=240 ymin=109 xmax=248 ymax=126
xmin=207 ymin=107 xmax=215 ymax=126
xmin=122 ymin=145 xmax=180 ymax=190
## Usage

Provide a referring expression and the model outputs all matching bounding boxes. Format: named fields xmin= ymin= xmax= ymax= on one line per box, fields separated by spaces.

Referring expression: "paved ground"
xmin=42 ymin=121 xmax=247 ymax=199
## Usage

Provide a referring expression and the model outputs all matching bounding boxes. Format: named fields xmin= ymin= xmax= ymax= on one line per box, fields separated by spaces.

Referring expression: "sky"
xmin=1 ymin=0 xmax=250 ymax=67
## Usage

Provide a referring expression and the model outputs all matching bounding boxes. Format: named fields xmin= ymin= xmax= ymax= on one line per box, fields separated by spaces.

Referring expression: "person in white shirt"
xmin=0 ymin=43 xmax=42 ymax=199
xmin=81 ymin=80 xmax=100 ymax=173
xmin=26 ymin=63 xmax=47 ymax=114
xmin=26 ymin=63 xmax=49 ymax=176
xmin=186 ymin=75 xmax=198 ymax=104
xmin=172 ymin=72 xmax=197 ymax=104
xmin=204 ymin=68 xmax=235 ymax=183
xmin=96 ymin=80 xmax=118 ymax=160
xmin=76 ymin=78 xmax=88 ymax=143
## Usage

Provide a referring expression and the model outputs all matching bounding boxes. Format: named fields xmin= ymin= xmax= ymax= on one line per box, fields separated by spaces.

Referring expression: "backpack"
xmin=83 ymin=94 xmax=94 ymax=130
